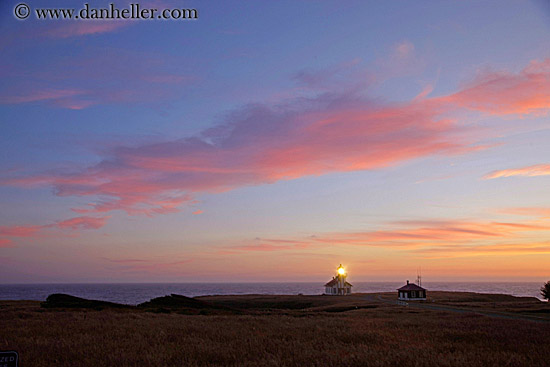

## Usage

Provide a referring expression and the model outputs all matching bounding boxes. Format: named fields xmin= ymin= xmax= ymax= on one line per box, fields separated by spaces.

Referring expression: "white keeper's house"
xmin=324 ymin=264 xmax=352 ymax=295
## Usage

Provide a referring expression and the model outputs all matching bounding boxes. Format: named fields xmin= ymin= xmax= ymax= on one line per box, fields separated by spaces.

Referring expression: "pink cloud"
xmin=12 ymin=0 xmax=176 ymax=41
xmin=192 ymin=209 xmax=203 ymax=215
xmin=291 ymin=58 xmax=362 ymax=90
xmin=443 ymin=59 xmax=550 ymax=115
xmin=0 ymin=215 xmax=110 ymax=246
xmin=0 ymin=224 xmax=44 ymax=247
xmin=394 ymin=40 xmax=415 ymax=59
xmin=1 ymin=48 xmax=195 ymax=109
xmin=103 ymin=257 xmax=193 ymax=272
xmin=375 ymin=40 xmax=427 ymax=78
xmin=3 ymin=95 xmax=468 ymax=215
xmin=0 ymin=239 xmax=13 ymax=248
xmin=52 ymin=98 xmax=97 ymax=110
xmin=41 ymin=21 xmax=129 ymax=39
xmin=56 ymin=216 xmax=110 ymax=230
xmin=228 ymin=242 xmax=309 ymax=252
xmin=0 ymin=225 xmax=43 ymax=238
xmin=412 ymin=84 xmax=434 ymax=102
xmin=483 ymin=164 xmax=550 ymax=179
xmin=0 ymin=89 xmax=85 ymax=104
xmin=71 ymin=192 xmax=193 ymax=216
xmin=105 ymin=258 xmax=149 ymax=264
xmin=3 ymin=59 xmax=550 ymax=216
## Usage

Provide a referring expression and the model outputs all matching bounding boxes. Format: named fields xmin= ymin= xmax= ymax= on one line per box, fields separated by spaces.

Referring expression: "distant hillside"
xmin=137 ymin=294 xmax=238 ymax=314
xmin=41 ymin=293 xmax=130 ymax=310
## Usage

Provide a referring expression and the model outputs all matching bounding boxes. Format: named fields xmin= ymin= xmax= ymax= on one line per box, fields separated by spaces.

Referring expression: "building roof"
xmin=324 ymin=278 xmax=353 ymax=287
xmin=397 ymin=281 xmax=425 ymax=291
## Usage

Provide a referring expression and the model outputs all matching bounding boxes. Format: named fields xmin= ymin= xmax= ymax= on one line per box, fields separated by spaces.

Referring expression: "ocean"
xmin=0 ymin=282 xmax=545 ymax=305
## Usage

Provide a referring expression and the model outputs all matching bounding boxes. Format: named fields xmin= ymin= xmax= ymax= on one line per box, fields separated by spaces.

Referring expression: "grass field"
xmin=1 ymin=292 xmax=549 ymax=366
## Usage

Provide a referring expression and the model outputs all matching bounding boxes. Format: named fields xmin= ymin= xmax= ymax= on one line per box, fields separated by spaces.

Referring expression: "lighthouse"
xmin=324 ymin=264 xmax=353 ymax=295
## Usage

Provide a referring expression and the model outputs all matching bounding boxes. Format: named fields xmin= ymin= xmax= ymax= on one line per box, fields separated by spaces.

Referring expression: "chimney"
xmin=407 ymin=280 xmax=409 ymax=285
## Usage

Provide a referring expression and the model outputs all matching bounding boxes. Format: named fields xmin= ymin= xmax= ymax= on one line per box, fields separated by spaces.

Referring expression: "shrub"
xmin=541 ymin=281 xmax=550 ymax=301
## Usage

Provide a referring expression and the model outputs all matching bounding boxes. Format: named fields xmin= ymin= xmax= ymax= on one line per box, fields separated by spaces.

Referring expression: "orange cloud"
xmin=308 ymin=220 xmax=549 ymax=248
xmin=413 ymin=242 xmax=550 ymax=259
xmin=499 ymin=207 xmax=550 ymax=218
xmin=228 ymin=217 xmax=550 ymax=263
xmin=483 ymin=164 xmax=550 ymax=179
xmin=192 ymin=209 xmax=203 ymax=215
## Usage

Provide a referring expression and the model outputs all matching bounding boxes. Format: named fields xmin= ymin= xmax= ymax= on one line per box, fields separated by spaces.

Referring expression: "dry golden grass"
xmin=1 ymin=293 xmax=549 ymax=366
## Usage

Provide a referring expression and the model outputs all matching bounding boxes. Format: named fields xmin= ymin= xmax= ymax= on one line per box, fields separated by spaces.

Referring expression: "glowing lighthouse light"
xmin=324 ymin=264 xmax=352 ymax=295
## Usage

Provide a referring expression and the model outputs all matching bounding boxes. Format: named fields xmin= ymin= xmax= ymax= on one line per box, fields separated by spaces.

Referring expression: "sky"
xmin=1 ymin=0 xmax=550 ymax=283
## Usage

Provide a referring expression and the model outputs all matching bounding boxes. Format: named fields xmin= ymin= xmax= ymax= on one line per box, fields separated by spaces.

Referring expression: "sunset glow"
xmin=1 ymin=0 xmax=550 ymax=283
